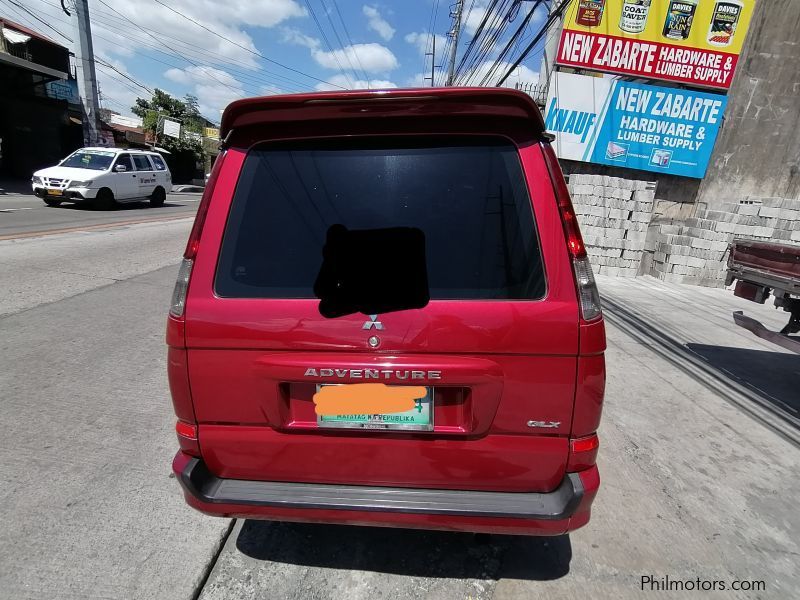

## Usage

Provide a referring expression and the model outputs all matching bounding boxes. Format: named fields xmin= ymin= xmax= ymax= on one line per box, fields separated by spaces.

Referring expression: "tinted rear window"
xmin=216 ymin=138 xmax=545 ymax=300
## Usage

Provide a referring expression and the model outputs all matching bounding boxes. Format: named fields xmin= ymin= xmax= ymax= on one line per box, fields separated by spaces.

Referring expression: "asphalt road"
xmin=0 ymin=190 xmax=201 ymax=239
xmin=0 ymin=218 xmax=797 ymax=599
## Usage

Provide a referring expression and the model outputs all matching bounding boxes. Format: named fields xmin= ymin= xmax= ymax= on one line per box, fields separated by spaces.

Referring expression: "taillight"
xmin=169 ymin=258 xmax=193 ymax=318
xmin=541 ymin=143 xmax=602 ymax=321
xmin=567 ymin=433 xmax=599 ymax=472
xmin=176 ymin=420 xmax=200 ymax=457
xmin=184 ymin=150 xmax=226 ymax=260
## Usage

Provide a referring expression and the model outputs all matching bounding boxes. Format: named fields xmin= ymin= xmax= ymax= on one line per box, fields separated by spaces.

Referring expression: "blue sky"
xmin=7 ymin=0 xmax=546 ymax=123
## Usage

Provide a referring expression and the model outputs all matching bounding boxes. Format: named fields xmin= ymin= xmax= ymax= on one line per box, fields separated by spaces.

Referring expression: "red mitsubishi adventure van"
xmin=167 ymin=88 xmax=606 ymax=536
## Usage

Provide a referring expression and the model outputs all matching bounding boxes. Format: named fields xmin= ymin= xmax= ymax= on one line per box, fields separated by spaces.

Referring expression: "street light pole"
xmin=71 ymin=0 xmax=102 ymax=146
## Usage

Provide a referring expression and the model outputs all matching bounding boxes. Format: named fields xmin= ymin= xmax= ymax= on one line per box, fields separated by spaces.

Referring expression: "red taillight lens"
xmin=184 ymin=150 xmax=227 ymax=260
xmin=542 ymin=143 xmax=587 ymax=259
xmin=176 ymin=420 xmax=197 ymax=439
xmin=567 ymin=434 xmax=599 ymax=472
xmin=176 ymin=420 xmax=200 ymax=457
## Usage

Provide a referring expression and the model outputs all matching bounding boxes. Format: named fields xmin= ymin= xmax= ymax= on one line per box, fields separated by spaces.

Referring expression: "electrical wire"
xmin=24 ymin=0 xmax=309 ymax=92
xmin=330 ymin=0 xmax=370 ymax=82
xmin=303 ymin=0 xmax=353 ymax=87
xmin=495 ymin=0 xmax=573 ymax=86
xmin=3 ymin=0 xmax=71 ymax=42
xmin=320 ymin=0 xmax=364 ymax=85
xmin=478 ymin=0 xmax=546 ymax=86
xmin=95 ymin=0 xmax=244 ymax=98
xmin=149 ymin=0 xmax=347 ymax=89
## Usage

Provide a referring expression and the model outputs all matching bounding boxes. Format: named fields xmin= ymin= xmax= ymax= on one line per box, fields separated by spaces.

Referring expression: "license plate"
xmin=316 ymin=384 xmax=433 ymax=431
xmin=47 ymin=189 xmax=63 ymax=196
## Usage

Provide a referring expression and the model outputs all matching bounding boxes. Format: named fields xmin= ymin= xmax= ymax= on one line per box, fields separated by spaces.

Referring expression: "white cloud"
xmin=315 ymin=74 xmax=398 ymax=91
xmin=404 ymin=32 xmax=446 ymax=56
xmin=163 ymin=66 xmax=246 ymax=117
xmin=281 ymin=27 xmax=321 ymax=50
xmin=459 ymin=61 xmax=540 ymax=88
xmin=15 ymin=0 xmax=309 ymax=114
xmin=362 ymin=5 xmax=395 ymax=41
xmin=405 ymin=72 xmax=430 ymax=87
xmin=312 ymin=43 xmax=399 ymax=74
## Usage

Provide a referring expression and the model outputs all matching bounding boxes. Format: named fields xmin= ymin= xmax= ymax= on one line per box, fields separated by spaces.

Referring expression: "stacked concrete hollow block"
xmin=648 ymin=197 xmax=800 ymax=287
xmin=567 ymin=174 xmax=657 ymax=278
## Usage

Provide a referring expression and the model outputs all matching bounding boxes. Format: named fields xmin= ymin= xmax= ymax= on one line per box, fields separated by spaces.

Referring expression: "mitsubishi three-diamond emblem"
xmin=362 ymin=314 xmax=384 ymax=330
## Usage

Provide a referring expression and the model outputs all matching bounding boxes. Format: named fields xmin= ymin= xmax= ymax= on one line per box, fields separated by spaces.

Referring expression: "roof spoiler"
xmin=219 ymin=87 xmax=546 ymax=141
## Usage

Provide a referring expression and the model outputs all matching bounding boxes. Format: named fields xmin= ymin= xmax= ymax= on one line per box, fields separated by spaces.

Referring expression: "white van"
xmin=31 ymin=147 xmax=172 ymax=209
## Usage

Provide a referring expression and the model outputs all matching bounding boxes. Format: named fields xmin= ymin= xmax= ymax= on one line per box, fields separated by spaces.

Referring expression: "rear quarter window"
xmin=150 ymin=155 xmax=167 ymax=170
xmin=215 ymin=137 xmax=545 ymax=300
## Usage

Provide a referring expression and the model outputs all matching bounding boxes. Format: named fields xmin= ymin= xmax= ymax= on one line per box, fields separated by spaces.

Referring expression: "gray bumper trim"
xmin=180 ymin=458 xmax=583 ymax=520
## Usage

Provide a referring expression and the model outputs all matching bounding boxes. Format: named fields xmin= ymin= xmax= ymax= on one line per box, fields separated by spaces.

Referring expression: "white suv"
xmin=32 ymin=147 xmax=172 ymax=209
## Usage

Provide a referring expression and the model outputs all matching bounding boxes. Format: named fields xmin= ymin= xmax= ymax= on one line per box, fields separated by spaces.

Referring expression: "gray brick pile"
xmin=567 ymin=174 xmax=657 ymax=277
xmin=648 ymin=197 xmax=800 ymax=287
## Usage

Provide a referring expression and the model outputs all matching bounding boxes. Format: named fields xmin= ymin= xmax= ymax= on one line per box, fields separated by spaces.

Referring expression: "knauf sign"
xmin=545 ymin=72 xmax=727 ymax=178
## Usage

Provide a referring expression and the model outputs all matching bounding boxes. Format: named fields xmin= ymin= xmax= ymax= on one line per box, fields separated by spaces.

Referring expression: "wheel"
xmin=43 ymin=199 xmax=61 ymax=207
xmin=149 ymin=186 xmax=166 ymax=207
xmin=94 ymin=188 xmax=117 ymax=210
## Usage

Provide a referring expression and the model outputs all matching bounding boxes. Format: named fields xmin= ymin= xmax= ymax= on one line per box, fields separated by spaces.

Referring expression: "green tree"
xmin=131 ymin=89 xmax=204 ymax=157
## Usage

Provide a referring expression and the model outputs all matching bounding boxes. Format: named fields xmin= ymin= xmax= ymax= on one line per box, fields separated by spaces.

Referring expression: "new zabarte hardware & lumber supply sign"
xmin=545 ymin=72 xmax=727 ymax=178
xmin=558 ymin=0 xmax=756 ymax=89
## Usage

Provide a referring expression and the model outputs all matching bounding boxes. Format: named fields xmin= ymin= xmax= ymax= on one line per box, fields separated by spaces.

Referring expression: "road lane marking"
xmin=0 ymin=207 xmax=34 ymax=212
xmin=0 ymin=214 xmax=194 ymax=241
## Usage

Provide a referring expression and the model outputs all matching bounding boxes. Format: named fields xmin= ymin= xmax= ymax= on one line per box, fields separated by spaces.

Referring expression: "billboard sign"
xmin=557 ymin=0 xmax=756 ymax=89
xmin=545 ymin=72 xmax=727 ymax=178
xmin=162 ymin=118 xmax=181 ymax=139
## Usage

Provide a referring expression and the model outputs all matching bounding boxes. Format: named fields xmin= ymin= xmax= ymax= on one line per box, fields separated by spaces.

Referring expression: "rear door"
xmin=185 ymin=134 xmax=580 ymax=493
xmin=131 ymin=154 xmax=156 ymax=197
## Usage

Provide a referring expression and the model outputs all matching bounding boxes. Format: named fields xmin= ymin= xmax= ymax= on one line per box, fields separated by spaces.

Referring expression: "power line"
xmin=495 ymin=0 xmax=572 ymax=86
xmin=478 ymin=0 xmax=546 ymax=86
xmin=149 ymin=0 xmax=347 ymax=89
xmin=320 ymin=0 xmax=364 ymax=85
xmin=30 ymin=1 xmax=308 ymax=93
xmin=452 ymin=0 xmax=503 ymax=82
xmin=303 ymin=0 xmax=354 ymax=87
xmin=3 ymin=0 xmax=71 ymax=42
xmin=458 ymin=0 xmax=513 ymax=85
xmin=94 ymin=0 xmax=244 ymax=98
xmin=330 ymin=0 xmax=369 ymax=82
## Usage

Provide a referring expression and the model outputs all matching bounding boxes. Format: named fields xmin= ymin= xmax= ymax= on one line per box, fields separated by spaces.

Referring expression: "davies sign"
xmin=557 ymin=0 xmax=757 ymax=89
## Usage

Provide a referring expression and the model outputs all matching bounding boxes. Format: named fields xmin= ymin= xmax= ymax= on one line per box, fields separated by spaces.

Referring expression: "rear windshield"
xmin=215 ymin=137 xmax=545 ymax=300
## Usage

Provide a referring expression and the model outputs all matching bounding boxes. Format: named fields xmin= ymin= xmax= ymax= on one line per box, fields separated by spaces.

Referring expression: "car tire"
xmin=43 ymin=199 xmax=61 ymax=207
xmin=150 ymin=186 xmax=166 ymax=207
xmin=94 ymin=188 xmax=117 ymax=210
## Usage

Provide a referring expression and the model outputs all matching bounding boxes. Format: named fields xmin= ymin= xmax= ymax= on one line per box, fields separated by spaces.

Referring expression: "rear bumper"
xmin=173 ymin=451 xmax=600 ymax=535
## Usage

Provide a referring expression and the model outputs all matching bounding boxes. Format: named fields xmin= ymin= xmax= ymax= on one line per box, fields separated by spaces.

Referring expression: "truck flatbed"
xmin=726 ymin=239 xmax=800 ymax=353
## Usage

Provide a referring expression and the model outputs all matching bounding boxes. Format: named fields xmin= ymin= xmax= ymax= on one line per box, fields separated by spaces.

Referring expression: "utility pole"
xmin=70 ymin=0 xmax=102 ymax=146
xmin=424 ymin=35 xmax=439 ymax=87
xmin=445 ymin=0 xmax=464 ymax=86
xmin=539 ymin=0 xmax=563 ymax=93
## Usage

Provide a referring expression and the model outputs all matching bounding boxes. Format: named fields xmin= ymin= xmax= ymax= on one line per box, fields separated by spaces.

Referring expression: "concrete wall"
xmin=694 ymin=0 xmax=800 ymax=211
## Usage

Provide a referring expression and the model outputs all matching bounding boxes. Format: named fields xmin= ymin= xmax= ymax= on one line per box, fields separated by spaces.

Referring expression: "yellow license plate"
xmin=47 ymin=189 xmax=63 ymax=196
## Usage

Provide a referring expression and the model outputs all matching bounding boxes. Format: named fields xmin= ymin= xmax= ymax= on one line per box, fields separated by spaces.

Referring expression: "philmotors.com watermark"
xmin=641 ymin=575 xmax=766 ymax=592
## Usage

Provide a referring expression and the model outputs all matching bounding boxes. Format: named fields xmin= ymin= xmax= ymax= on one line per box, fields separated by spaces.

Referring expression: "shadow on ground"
xmin=236 ymin=520 xmax=572 ymax=581
xmin=687 ymin=344 xmax=800 ymax=421
xmin=49 ymin=201 xmax=184 ymax=211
